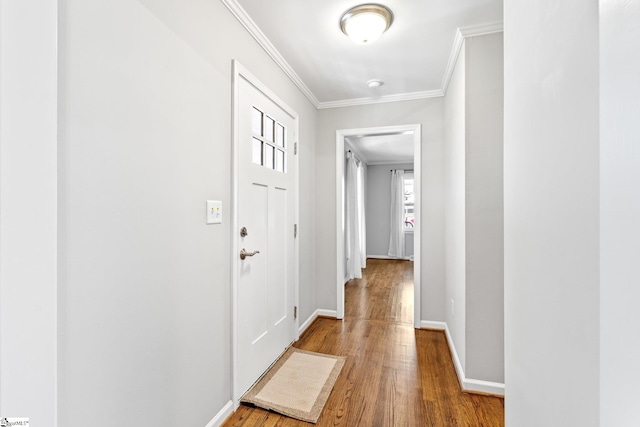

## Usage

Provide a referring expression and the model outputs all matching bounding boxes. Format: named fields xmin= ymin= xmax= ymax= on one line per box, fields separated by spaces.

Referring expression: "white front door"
xmin=235 ymin=69 xmax=297 ymax=398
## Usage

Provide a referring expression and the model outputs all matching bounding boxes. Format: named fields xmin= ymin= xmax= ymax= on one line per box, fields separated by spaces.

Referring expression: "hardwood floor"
xmin=223 ymin=259 xmax=504 ymax=426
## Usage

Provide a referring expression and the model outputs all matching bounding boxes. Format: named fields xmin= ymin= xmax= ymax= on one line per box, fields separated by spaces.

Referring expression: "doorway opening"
xmin=335 ymin=124 xmax=422 ymax=328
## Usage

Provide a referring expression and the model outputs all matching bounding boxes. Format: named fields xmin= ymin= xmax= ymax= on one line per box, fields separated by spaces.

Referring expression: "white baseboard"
xmin=420 ymin=320 xmax=447 ymax=330
xmin=420 ymin=320 xmax=505 ymax=397
xmin=367 ymin=255 xmax=412 ymax=260
xmin=463 ymin=378 xmax=505 ymax=395
xmin=298 ymin=309 xmax=338 ymax=336
xmin=317 ymin=309 xmax=337 ymax=318
xmin=205 ymin=400 xmax=233 ymax=427
xmin=441 ymin=322 xmax=467 ymax=391
xmin=299 ymin=309 xmax=318 ymax=335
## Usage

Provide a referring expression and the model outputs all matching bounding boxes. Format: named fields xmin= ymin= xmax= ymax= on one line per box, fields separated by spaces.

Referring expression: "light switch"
xmin=207 ymin=200 xmax=222 ymax=224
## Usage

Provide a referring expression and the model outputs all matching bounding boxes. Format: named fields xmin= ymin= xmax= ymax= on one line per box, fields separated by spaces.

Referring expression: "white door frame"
xmin=335 ymin=124 xmax=422 ymax=328
xmin=231 ymin=60 xmax=300 ymax=405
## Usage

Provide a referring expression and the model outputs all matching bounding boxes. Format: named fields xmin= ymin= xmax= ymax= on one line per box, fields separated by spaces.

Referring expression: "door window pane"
xmin=250 ymin=106 xmax=287 ymax=173
xmin=265 ymin=144 xmax=275 ymax=170
xmin=252 ymin=138 xmax=263 ymax=165
xmin=264 ymin=116 xmax=274 ymax=142
xmin=252 ymin=107 xmax=262 ymax=136
xmin=276 ymin=149 xmax=285 ymax=172
xmin=276 ymin=124 xmax=285 ymax=147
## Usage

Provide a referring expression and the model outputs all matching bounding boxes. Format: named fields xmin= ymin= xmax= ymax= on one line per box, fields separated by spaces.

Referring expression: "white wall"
xmin=443 ymin=44 xmax=467 ymax=372
xmin=57 ymin=0 xmax=317 ymax=425
xmin=0 ymin=0 xmax=58 ymax=424
xmin=504 ymin=0 xmax=600 ymax=425
xmin=366 ymin=163 xmax=414 ymax=258
xmin=404 ymin=232 xmax=414 ymax=258
xmin=464 ymin=33 xmax=504 ymax=384
xmin=599 ymin=1 xmax=640 ymax=425
xmin=316 ymin=99 xmax=445 ymax=322
xmin=443 ymin=33 xmax=504 ymax=387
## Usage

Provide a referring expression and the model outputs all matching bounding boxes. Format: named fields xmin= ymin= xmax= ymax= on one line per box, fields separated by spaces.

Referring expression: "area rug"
xmin=240 ymin=347 xmax=346 ymax=423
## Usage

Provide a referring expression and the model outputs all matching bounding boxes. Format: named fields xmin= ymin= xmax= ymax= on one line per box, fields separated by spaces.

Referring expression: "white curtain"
xmin=388 ymin=170 xmax=405 ymax=258
xmin=346 ymin=153 xmax=366 ymax=279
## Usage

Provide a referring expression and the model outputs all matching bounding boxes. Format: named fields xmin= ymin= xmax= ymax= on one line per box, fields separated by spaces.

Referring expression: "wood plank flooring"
xmin=223 ymin=259 xmax=504 ymax=426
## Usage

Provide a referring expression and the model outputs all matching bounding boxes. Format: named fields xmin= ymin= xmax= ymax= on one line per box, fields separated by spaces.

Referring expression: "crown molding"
xmin=317 ymin=90 xmax=443 ymax=110
xmin=222 ymin=0 xmax=502 ymax=110
xmin=459 ymin=21 xmax=504 ymax=38
xmin=441 ymin=21 xmax=504 ymax=95
xmin=440 ymin=28 xmax=466 ymax=96
xmin=220 ymin=0 xmax=320 ymax=108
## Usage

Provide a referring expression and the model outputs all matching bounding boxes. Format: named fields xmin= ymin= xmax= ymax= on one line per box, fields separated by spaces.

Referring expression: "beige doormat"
xmin=240 ymin=347 xmax=346 ymax=423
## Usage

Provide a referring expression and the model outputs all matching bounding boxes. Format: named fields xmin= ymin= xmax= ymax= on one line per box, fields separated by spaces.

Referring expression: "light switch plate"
xmin=207 ymin=200 xmax=222 ymax=224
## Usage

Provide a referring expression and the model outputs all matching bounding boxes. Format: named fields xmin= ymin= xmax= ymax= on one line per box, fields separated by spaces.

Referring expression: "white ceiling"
xmin=346 ymin=132 xmax=414 ymax=165
xmin=230 ymin=0 xmax=502 ymax=107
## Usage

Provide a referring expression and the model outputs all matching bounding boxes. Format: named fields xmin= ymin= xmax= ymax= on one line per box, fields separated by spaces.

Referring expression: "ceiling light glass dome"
xmin=340 ymin=4 xmax=394 ymax=45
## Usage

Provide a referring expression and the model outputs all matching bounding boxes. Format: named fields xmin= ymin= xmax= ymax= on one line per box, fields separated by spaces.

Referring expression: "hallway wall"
xmin=444 ymin=42 xmax=467 ymax=376
xmin=0 ymin=0 xmax=58 ymax=422
xmin=600 ymin=1 xmax=640 ymax=424
xmin=506 ymin=0 xmax=640 ymax=425
xmin=504 ymin=0 xmax=599 ymax=425
xmin=464 ymin=33 xmax=504 ymax=384
xmin=443 ymin=33 xmax=504 ymax=387
xmin=56 ymin=0 xmax=317 ymax=426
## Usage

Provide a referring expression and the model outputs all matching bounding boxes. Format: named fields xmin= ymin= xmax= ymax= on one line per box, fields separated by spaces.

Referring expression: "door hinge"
xmin=294 ymin=224 xmax=297 ymax=238
xmin=294 ymin=306 xmax=298 ymax=319
xmin=294 ymin=142 xmax=298 ymax=155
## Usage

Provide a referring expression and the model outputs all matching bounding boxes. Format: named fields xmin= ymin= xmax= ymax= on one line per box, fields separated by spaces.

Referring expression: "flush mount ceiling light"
xmin=367 ymin=79 xmax=384 ymax=89
xmin=340 ymin=4 xmax=394 ymax=45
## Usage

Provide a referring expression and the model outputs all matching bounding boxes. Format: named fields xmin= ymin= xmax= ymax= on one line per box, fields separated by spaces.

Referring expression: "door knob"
xmin=240 ymin=248 xmax=260 ymax=260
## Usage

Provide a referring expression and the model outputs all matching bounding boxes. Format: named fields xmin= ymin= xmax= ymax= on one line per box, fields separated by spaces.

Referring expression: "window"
xmin=404 ymin=172 xmax=414 ymax=229
xmin=251 ymin=106 xmax=287 ymax=173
